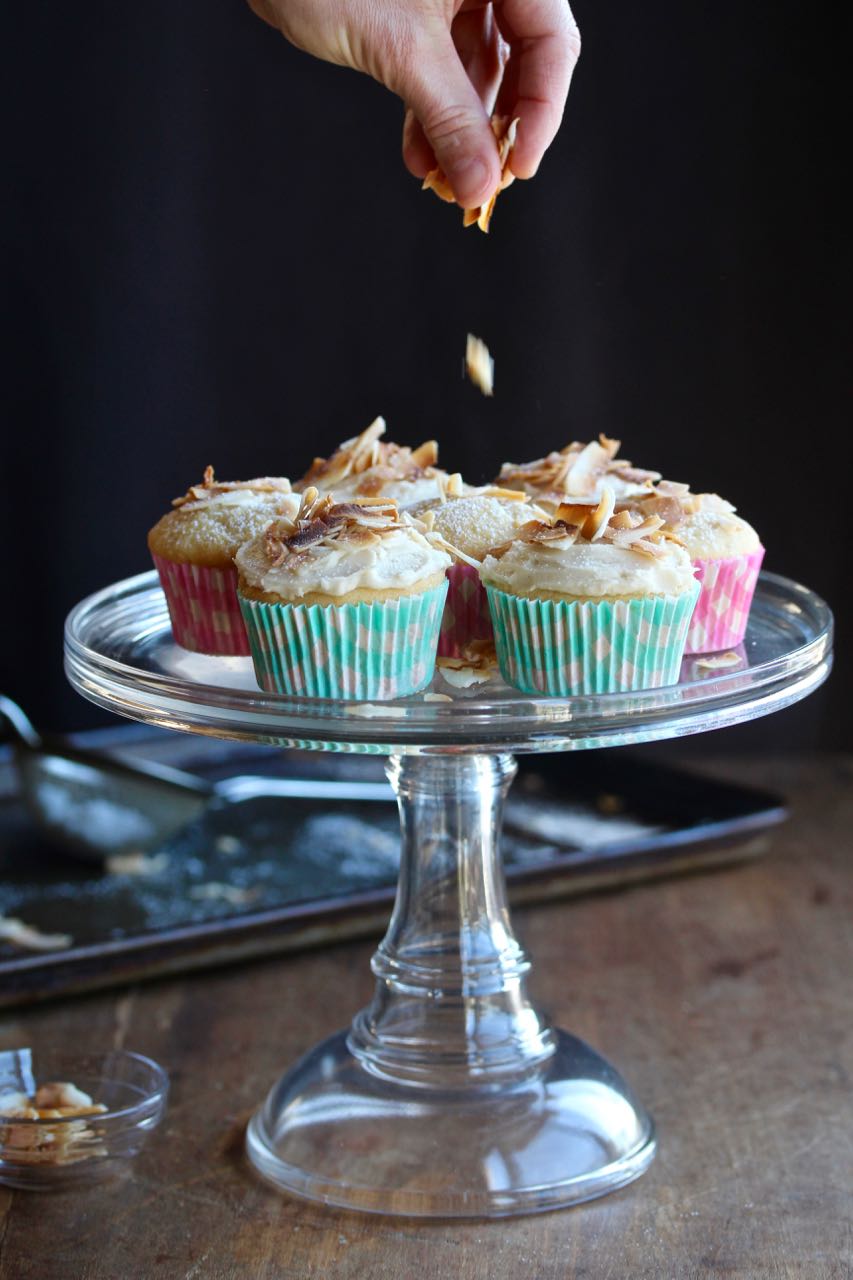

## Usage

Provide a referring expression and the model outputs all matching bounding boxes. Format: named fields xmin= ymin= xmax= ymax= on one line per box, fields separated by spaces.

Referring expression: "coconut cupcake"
xmin=415 ymin=478 xmax=548 ymax=657
xmin=496 ymin=435 xmax=660 ymax=511
xmin=297 ymin=417 xmax=449 ymax=510
xmin=637 ymin=482 xmax=763 ymax=653
xmin=480 ymin=489 xmax=700 ymax=696
xmin=236 ymin=489 xmax=450 ymax=699
xmin=148 ymin=467 xmax=299 ymax=655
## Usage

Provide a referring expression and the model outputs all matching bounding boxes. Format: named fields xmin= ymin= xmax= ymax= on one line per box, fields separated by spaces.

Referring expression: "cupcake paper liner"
xmin=152 ymin=554 xmax=250 ymax=656
xmin=437 ymin=564 xmax=494 ymax=658
xmin=239 ymin=580 xmax=448 ymax=699
xmin=685 ymin=547 xmax=764 ymax=654
xmin=485 ymin=582 xmax=701 ymax=696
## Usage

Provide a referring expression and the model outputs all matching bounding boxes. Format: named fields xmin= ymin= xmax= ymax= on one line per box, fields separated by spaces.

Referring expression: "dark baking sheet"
xmin=0 ymin=729 xmax=786 ymax=1007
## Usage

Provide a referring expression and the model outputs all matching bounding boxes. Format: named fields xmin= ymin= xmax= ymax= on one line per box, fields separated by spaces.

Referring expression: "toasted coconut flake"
xmin=564 ymin=440 xmax=610 ymax=496
xmin=172 ymin=467 xmax=293 ymax=508
xmin=262 ymin=492 xmax=404 ymax=567
xmin=410 ymin=440 xmax=439 ymax=468
xmin=436 ymin=472 xmax=466 ymax=502
xmin=437 ymin=643 xmax=498 ymax=688
xmin=585 ymin=486 xmax=616 ymax=540
xmin=465 ymin=334 xmax=495 ymax=396
xmin=421 ymin=168 xmax=456 ymax=203
xmin=299 ymin=417 xmax=442 ymax=494
xmin=520 ymin=520 xmax=581 ymax=547
xmin=694 ymin=651 xmax=744 ymax=671
xmin=476 ymin=486 xmax=529 ymax=501
xmin=653 ymin=479 xmax=691 ymax=499
xmin=650 ymin=496 xmax=688 ymax=527
xmin=424 ymin=117 xmax=519 ymax=233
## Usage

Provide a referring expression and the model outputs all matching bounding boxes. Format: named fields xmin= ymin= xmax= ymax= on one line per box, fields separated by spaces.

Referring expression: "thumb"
xmin=401 ymin=30 xmax=500 ymax=208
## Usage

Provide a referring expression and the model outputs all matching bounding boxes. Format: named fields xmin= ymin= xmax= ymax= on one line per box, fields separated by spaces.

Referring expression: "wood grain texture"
xmin=1 ymin=755 xmax=851 ymax=1280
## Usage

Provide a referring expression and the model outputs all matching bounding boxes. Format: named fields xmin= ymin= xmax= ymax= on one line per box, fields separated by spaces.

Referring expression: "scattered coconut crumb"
xmin=423 ymin=692 xmax=453 ymax=703
xmin=465 ymin=334 xmax=494 ymax=397
xmin=214 ymin=835 xmax=244 ymax=856
xmin=105 ymin=851 xmax=170 ymax=876
xmin=189 ymin=883 xmax=260 ymax=907
xmin=349 ymin=703 xmax=408 ymax=718
xmin=694 ymin=652 xmax=744 ymax=671
xmin=0 ymin=917 xmax=72 ymax=952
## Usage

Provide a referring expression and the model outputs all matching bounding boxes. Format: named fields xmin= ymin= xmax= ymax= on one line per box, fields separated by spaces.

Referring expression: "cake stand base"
xmin=246 ymin=1028 xmax=655 ymax=1218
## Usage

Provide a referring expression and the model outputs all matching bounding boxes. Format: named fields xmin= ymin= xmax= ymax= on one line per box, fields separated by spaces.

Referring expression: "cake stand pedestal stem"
xmin=349 ymin=753 xmax=555 ymax=1087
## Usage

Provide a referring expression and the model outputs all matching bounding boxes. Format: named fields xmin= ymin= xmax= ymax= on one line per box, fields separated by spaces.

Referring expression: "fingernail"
xmin=449 ymin=155 xmax=491 ymax=206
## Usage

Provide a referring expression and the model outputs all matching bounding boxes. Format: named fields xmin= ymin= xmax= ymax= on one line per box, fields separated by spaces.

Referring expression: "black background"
xmin=3 ymin=2 xmax=848 ymax=749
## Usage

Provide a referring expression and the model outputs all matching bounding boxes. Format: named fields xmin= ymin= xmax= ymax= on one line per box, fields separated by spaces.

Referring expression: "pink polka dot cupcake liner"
xmin=685 ymin=547 xmax=764 ymax=654
xmin=437 ymin=564 xmax=494 ymax=658
xmin=151 ymin=554 xmax=250 ymax=656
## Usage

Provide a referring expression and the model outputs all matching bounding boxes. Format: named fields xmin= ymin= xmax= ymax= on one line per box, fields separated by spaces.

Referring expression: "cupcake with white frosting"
xmin=297 ymin=417 xmax=448 ymax=510
xmin=415 ymin=478 xmax=548 ymax=657
xmin=236 ymin=489 xmax=450 ymax=698
xmin=480 ymin=489 xmax=700 ymax=696
xmin=148 ymin=467 xmax=298 ymax=655
xmin=495 ymin=435 xmax=660 ymax=512
xmin=637 ymin=482 xmax=764 ymax=653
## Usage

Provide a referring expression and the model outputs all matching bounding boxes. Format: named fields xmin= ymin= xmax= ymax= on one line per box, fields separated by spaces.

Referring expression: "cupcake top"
xmin=148 ymin=467 xmax=299 ymax=567
xmin=297 ymin=417 xmax=447 ymax=510
xmin=425 ymin=487 xmax=548 ymax=562
xmin=637 ymin=482 xmax=761 ymax=560
xmin=480 ymin=489 xmax=697 ymax=599
xmin=235 ymin=488 xmax=451 ymax=601
xmin=496 ymin=435 xmax=660 ymax=508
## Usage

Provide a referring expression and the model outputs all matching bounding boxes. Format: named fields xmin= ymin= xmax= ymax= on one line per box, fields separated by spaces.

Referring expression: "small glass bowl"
xmin=0 ymin=1049 xmax=168 ymax=1190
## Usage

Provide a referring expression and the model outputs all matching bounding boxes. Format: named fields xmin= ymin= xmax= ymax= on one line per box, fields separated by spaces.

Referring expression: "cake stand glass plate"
xmin=65 ymin=571 xmax=832 ymax=1218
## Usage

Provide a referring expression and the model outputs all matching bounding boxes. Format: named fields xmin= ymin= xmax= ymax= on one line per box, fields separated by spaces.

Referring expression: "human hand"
xmin=247 ymin=0 xmax=580 ymax=210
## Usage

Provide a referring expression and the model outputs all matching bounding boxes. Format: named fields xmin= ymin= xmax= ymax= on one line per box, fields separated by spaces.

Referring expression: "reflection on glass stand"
xmin=64 ymin=570 xmax=832 ymax=1217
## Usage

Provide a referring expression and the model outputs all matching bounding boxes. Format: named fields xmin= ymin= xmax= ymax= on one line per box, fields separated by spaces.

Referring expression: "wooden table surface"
xmin=1 ymin=754 xmax=851 ymax=1280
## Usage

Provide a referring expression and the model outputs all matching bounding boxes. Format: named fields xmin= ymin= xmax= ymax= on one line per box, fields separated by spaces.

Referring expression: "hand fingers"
xmin=452 ymin=6 xmax=508 ymax=118
xmin=494 ymin=0 xmax=581 ymax=178
xmin=402 ymin=107 xmax=434 ymax=179
xmin=398 ymin=25 xmax=502 ymax=207
xmin=403 ymin=8 xmax=507 ymax=183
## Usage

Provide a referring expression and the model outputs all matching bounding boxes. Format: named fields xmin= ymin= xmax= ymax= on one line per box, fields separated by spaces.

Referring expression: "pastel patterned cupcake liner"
xmin=152 ymin=554 xmax=250 ymax=656
xmin=438 ymin=564 xmax=494 ymax=658
xmin=485 ymin=581 xmax=701 ymax=697
xmin=685 ymin=547 xmax=764 ymax=654
xmin=239 ymin=579 xmax=448 ymax=700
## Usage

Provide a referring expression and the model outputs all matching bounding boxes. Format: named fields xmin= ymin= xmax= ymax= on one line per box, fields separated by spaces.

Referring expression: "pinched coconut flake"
xmin=298 ymin=418 xmax=440 ymax=494
xmin=172 ymin=466 xmax=292 ymax=507
xmin=465 ymin=334 xmax=495 ymax=396
xmin=424 ymin=116 xmax=520 ymax=233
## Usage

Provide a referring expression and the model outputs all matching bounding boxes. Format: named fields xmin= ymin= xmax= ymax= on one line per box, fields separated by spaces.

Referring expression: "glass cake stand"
xmin=65 ymin=570 xmax=832 ymax=1218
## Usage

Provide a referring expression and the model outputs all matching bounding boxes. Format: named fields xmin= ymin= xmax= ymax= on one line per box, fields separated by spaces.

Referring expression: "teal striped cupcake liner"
xmin=239 ymin=579 xmax=448 ymax=700
xmin=485 ymin=581 xmax=701 ymax=697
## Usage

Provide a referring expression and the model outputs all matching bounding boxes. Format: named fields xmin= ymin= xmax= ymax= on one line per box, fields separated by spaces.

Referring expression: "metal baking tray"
xmin=0 ymin=728 xmax=786 ymax=1007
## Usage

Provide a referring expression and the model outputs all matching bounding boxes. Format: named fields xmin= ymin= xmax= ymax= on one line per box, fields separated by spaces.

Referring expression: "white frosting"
xmin=236 ymin=525 xmax=450 ymax=599
xmin=480 ymin=538 xmax=697 ymax=599
xmin=317 ymin=475 xmax=445 ymax=510
xmin=431 ymin=496 xmax=541 ymax=561
xmin=181 ymin=489 xmax=297 ymax=514
xmin=677 ymin=509 xmax=760 ymax=560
